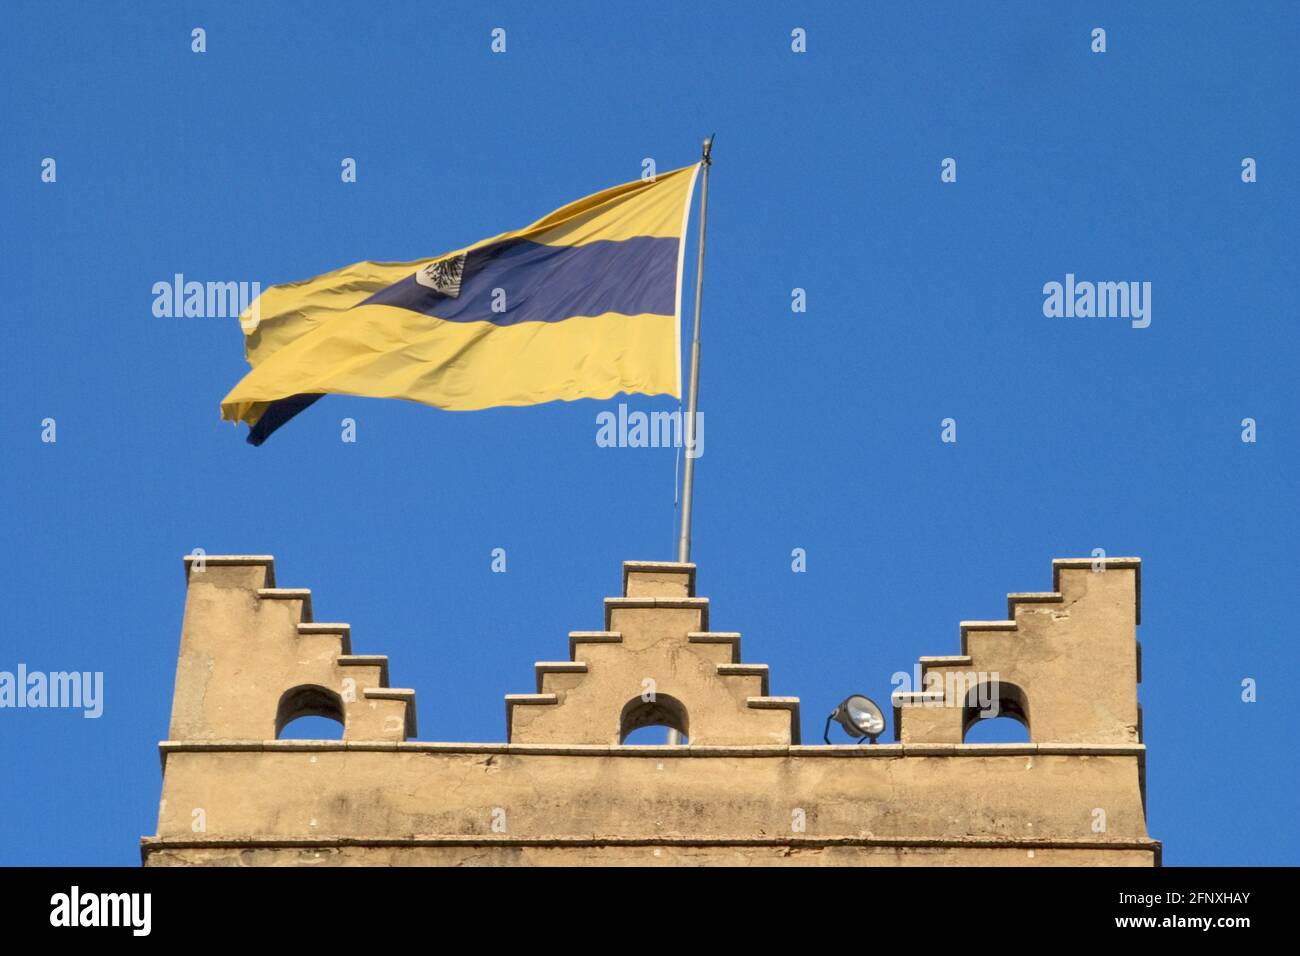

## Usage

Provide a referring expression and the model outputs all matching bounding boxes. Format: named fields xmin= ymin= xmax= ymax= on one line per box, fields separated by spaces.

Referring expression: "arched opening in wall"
xmin=619 ymin=694 xmax=689 ymax=745
xmin=276 ymin=684 xmax=345 ymax=740
xmin=962 ymin=680 xmax=1030 ymax=744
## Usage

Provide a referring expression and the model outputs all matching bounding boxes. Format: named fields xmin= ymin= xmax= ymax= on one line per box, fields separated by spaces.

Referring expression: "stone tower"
xmin=142 ymin=555 xmax=1158 ymax=865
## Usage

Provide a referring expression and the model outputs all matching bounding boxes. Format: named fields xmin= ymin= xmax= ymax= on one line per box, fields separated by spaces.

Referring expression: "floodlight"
xmin=824 ymin=694 xmax=886 ymax=744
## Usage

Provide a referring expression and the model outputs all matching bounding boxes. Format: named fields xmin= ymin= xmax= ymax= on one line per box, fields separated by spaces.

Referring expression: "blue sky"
xmin=1 ymin=1 xmax=1295 ymax=866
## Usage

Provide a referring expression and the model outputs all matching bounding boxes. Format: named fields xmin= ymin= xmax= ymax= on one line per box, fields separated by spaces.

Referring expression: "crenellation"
xmin=146 ymin=554 xmax=1155 ymax=866
xmin=166 ymin=555 xmax=416 ymax=744
xmin=896 ymin=559 xmax=1142 ymax=747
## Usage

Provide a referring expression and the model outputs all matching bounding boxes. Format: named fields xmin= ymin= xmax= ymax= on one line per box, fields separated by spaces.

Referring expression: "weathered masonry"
xmin=143 ymin=555 xmax=1158 ymax=865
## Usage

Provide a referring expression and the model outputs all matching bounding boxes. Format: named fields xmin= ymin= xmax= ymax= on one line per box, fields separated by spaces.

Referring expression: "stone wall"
xmin=143 ymin=555 xmax=1157 ymax=866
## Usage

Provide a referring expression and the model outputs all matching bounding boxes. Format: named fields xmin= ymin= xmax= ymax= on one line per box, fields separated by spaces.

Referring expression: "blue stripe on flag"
xmin=360 ymin=236 xmax=680 ymax=325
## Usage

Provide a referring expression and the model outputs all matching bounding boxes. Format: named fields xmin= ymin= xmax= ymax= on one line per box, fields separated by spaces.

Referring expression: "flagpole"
xmin=676 ymin=135 xmax=712 ymax=564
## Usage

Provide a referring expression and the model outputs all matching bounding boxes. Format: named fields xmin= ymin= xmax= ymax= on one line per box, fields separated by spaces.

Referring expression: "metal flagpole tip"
xmin=702 ymin=135 xmax=714 ymax=164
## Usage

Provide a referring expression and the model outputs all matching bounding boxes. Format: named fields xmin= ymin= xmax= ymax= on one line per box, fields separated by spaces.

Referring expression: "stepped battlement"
xmin=169 ymin=555 xmax=417 ymax=743
xmin=894 ymin=558 xmax=1142 ymax=746
xmin=145 ymin=554 xmax=1157 ymax=867
xmin=506 ymin=560 xmax=799 ymax=746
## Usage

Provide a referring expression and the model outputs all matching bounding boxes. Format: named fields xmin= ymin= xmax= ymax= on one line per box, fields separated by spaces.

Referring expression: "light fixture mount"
xmin=824 ymin=694 xmax=886 ymax=744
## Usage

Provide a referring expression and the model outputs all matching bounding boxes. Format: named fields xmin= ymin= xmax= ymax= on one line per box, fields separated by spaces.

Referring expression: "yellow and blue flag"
xmin=221 ymin=163 xmax=702 ymax=444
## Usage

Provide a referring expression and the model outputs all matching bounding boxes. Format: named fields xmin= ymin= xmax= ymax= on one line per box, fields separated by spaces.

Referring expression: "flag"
xmin=220 ymin=163 xmax=702 ymax=444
